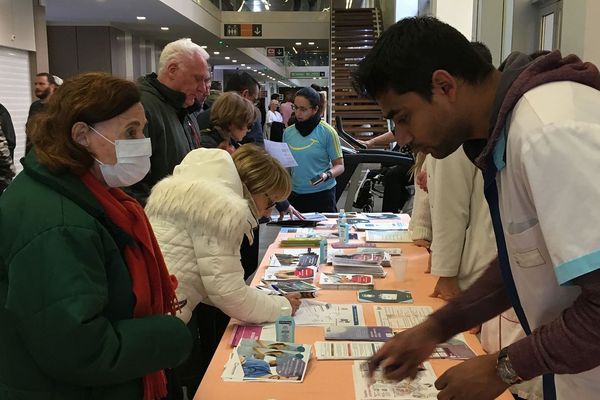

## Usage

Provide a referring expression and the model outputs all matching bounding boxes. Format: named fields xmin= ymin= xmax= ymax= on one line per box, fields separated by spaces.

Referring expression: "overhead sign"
xmin=224 ymin=24 xmax=262 ymax=37
xmin=266 ymin=47 xmax=285 ymax=57
xmin=290 ymin=71 xmax=326 ymax=78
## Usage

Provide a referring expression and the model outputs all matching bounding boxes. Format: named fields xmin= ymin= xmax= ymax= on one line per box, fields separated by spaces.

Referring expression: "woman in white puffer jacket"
xmin=145 ymin=145 xmax=300 ymax=324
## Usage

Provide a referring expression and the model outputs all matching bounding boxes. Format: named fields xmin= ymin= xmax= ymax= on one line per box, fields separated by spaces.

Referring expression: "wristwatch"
xmin=325 ymin=170 xmax=333 ymax=180
xmin=496 ymin=347 xmax=523 ymax=385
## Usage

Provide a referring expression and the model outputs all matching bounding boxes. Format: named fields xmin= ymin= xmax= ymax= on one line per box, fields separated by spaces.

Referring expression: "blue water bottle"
xmin=338 ymin=208 xmax=349 ymax=243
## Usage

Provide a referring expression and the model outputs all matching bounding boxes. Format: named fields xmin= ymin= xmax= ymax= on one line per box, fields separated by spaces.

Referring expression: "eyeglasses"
xmin=264 ymin=193 xmax=276 ymax=209
xmin=292 ymin=104 xmax=313 ymax=113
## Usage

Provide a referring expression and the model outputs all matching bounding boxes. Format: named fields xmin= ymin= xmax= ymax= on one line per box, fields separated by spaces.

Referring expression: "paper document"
xmin=352 ymin=361 xmax=438 ymax=399
xmin=264 ymin=139 xmax=298 ymax=168
xmin=374 ymin=305 xmax=433 ymax=329
xmin=293 ymin=300 xmax=365 ymax=326
xmin=315 ymin=341 xmax=384 ymax=360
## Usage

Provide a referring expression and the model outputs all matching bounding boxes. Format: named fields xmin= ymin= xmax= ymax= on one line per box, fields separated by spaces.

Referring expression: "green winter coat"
xmin=0 ymin=152 xmax=192 ymax=399
xmin=126 ymin=73 xmax=195 ymax=205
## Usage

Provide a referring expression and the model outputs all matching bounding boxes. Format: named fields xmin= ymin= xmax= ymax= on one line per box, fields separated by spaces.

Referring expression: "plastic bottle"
xmin=276 ymin=307 xmax=295 ymax=342
xmin=319 ymin=239 xmax=328 ymax=266
xmin=337 ymin=208 xmax=349 ymax=243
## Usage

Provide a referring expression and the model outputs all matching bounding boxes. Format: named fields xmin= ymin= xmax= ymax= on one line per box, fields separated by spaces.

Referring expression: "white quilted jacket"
xmin=145 ymin=148 xmax=291 ymax=324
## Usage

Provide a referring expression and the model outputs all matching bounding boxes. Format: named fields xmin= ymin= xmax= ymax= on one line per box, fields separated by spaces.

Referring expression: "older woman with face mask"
xmin=0 ymin=73 xmax=192 ymax=400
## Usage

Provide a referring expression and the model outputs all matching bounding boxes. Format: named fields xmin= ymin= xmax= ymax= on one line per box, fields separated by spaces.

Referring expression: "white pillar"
xmin=432 ymin=0 xmax=475 ymax=40
xmin=561 ymin=0 xmax=600 ymax=66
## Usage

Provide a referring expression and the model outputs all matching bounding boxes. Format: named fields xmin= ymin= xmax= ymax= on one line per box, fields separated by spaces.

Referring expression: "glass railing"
xmin=218 ymin=0 xmax=330 ymax=12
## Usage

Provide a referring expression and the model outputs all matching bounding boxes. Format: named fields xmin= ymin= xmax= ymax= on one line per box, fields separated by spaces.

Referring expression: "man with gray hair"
xmin=127 ymin=38 xmax=210 ymax=205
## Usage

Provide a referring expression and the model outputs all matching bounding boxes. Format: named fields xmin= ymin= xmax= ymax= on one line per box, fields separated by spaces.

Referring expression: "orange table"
xmin=194 ymin=231 xmax=513 ymax=400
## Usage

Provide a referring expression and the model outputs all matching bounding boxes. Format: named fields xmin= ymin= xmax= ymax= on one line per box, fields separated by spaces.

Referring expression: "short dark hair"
xmin=470 ymin=41 xmax=493 ymax=64
xmin=353 ymin=17 xmax=494 ymax=101
xmin=36 ymin=72 xmax=56 ymax=86
xmin=225 ymin=72 xmax=259 ymax=96
xmin=28 ymin=72 xmax=140 ymax=174
xmin=295 ymin=87 xmax=320 ymax=109
xmin=210 ymin=80 xmax=222 ymax=91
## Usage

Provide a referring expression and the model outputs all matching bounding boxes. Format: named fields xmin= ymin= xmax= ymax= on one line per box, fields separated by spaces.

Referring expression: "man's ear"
xmin=431 ymin=69 xmax=458 ymax=101
xmin=240 ymin=89 xmax=249 ymax=99
xmin=71 ymin=122 xmax=90 ymax=146
xmin=166 ymin=61 xmax=179 ymax=79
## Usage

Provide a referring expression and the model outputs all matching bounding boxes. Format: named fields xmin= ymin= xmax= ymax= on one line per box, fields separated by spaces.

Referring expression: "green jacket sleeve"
xmin=5 ymin=226 xmax=192 ymax=386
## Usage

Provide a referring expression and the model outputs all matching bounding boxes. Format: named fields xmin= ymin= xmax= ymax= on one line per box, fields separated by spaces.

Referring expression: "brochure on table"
xmin=374 ymin=305 xmax=433 ymax=329
xmin=365 ymin=230 xmax=413 ymax=243
xmin=293 ymin=300 xmax=365 ymax=326
xmin=352 ymin=361 xmax=439 ymax=399
xmin=222 ymin=339 xmax=311 ymax=383
xmin=315 ymin=341 xmax=384 ymax=360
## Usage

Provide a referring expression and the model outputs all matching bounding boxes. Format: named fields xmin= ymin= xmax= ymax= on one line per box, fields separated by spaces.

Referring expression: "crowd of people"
xmin=1 ymin=14 xmax=600 ymax=400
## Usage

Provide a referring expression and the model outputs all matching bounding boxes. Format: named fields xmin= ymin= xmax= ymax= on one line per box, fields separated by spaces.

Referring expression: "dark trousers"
xmin=382 ymin=165 xmax=412 ymax=213
xmin=171 ymin=226 xmax=260 ymax=397
xmin=289 ymin=186 xmax=337 ymax=213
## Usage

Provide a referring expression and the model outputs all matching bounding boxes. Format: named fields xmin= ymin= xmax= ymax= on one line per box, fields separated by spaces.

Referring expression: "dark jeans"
xmin=289 ymin=186 xmax=337 ymax=213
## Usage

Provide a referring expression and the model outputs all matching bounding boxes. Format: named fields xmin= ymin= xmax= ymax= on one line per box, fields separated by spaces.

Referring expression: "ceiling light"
xmin=308 ymin=42 xmax=315 ymax=45
xmin=292 ymin=47 xmax=298 ymax=54
xmin=232 ymin=59 xmax=237 ymax=63
xmin=246 ymin=66 xmax=251 ymax=69
xmin=136 ymin=16 xmax=146 ymax=20
xmin=160 ymin=27 xmax=169 ymax=31
xmin=253 ymin=69 xmax=258 ymax=72
xmin=241 ymin=63 xmax=245 ymax=66
xmin=225 ymin=56 xmax=230 ymax=60
xmin=201 ymin=45 xmax=208 ymax=49
xmin=213 ymin=51 xmax=220 ymax=55
xmin=295 ymin=42 xmax=302 ymax=45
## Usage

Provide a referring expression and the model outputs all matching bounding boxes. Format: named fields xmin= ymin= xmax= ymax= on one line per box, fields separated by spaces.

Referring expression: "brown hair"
xmin=231 ymin=144 xmax=291 ymax=201
xmin=28 ymin=72 xmax=141 ymax=175
xmin=210 ymin=91 xmax=257 ymax=132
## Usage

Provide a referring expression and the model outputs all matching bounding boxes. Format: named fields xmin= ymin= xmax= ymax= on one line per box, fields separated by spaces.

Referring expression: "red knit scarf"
xmin=81 ymin=171 xmax=177 ymax=400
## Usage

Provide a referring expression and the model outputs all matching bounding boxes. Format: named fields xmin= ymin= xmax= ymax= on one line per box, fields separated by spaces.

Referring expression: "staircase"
xmin=330 ymin=8 xmax=387 ymax=142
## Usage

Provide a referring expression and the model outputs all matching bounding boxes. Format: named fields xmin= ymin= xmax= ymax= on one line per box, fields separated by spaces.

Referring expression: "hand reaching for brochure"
xmin=430 ymin=276 xmax=461 ymax=301
xmin=434 ymin=353 xmax=509 ymax=400
xmin=368 ymin=318 xmax=444 ymax=381
xmin=279 ymin=204 xmax=305 ymax=221
xmin=284 ymin=293 xmax=301 ymax=315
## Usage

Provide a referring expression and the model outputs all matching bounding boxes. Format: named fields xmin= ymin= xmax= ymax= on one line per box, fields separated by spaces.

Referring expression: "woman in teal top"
xmin=283 ymin=87 xmax=344 ymax=212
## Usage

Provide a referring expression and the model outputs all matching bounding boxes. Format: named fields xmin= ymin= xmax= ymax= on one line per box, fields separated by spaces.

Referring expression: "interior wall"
xmin=47 ymin=25 xmax=164 ymax=81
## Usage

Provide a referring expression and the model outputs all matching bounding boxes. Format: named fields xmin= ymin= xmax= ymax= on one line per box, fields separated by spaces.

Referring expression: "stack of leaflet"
xmin=365 ymin=230 xmax=412 ymax=243
xmin=331 ymin=253 xmax=389 ymax=278
xmin=221 ymin=339 xmax=311 ymax=382
xmin=354 ymin=222 xmax=408 ymax=231
xmin=260 ymin=249 xmax=320 ymax=296
xmin=319 ymin=272 xmax=375 ymax=290
xmin=279 ymin=229 xmax=324 ymax=247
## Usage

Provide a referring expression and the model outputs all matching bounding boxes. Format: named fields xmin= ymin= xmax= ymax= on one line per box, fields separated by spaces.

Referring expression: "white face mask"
xmin=89 ymin=126 xmax=152 ymax=187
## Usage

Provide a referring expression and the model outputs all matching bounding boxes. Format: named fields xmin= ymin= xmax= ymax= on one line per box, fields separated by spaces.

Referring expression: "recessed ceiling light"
xmin=136 ymin=16 xmax=146 ymax=20
xmin=246 ymin=66 xmax=251 ymax=69
xmin=253 ymin=69 xmax=258 ymax=72
xmin=200 ymin=45 xmax=208 ymax=49
xmin=160 ymin=27 xmax=169 ymax=31
xmin=295 ymin=42 xmax=301 ymax=45
xmin=213 ymin=51 xmax=220 ymax=55
xmin=308 ymin=42 xmax=315 ymax=45
xmin=292 ymin=47 xmax=298 ymax=54
xmin=232 ymin=59 xmax=237 ymax=63
xmin=225 ymin=56 xmax=230 ymax=60
xmin=241 ymin=63 xmax=246 ymax=66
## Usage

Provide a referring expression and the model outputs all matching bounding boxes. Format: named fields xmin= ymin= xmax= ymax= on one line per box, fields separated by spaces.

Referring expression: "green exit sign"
xmin=290 ymin=71 xmax=326 ymax=78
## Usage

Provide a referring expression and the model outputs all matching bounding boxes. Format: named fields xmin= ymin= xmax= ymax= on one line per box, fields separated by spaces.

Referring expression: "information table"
xmin=194 ymin=227 xmax=513 ymax=399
